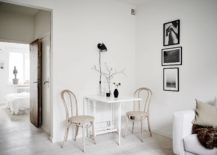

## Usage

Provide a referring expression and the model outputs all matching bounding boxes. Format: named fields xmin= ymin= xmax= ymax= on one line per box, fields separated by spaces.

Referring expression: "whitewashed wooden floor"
xmin=0 ymin=105 xmax=174 ymax=155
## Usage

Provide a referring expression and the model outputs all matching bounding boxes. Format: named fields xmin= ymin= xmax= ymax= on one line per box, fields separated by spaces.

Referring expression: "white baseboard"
xmin=49 ymin=135 xmax=55 ymax=143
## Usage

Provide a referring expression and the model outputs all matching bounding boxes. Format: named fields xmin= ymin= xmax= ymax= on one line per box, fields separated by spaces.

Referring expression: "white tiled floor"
xmin=0 ymin=105 xmax=174 ymax=155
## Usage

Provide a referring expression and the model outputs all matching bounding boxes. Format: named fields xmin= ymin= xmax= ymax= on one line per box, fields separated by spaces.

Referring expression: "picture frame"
xmin=161 ymin=47 xmax=182 ymax=66
xmin=163 ymin=68 xmax=179 ymax=92
xmin=163 ymin=20 xmax=180 ymax=46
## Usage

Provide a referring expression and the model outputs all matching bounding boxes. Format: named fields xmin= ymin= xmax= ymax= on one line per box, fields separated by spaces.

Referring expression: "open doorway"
xmin=0 ymin=1 xmax=52 ymax=137
xmin=0 ymin=42 xmax=30 ymax=127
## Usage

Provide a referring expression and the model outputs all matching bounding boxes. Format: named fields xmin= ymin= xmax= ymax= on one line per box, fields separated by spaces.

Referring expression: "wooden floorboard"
xmin=0 ymin=105 xmax=174 ymax=155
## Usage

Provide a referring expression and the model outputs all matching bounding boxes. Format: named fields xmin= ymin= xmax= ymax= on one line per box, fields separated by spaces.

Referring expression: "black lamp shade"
xmin=97 ymin=43 xmax=107 ymax=52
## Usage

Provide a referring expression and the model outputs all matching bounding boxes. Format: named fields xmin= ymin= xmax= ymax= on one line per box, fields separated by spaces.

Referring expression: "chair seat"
xmin=126 ymin=111 xmax=148 ymax=120
xmin=69 ymin=115 xmax=94 ymax=125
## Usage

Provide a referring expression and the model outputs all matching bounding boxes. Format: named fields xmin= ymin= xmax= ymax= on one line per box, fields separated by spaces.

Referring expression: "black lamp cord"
xmin=99 ymin=51 xmax=102 ymax=86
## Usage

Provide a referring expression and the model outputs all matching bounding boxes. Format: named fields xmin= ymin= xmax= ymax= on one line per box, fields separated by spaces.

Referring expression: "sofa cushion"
xmin=183 ymin=134 xmax=217 ymax=155
xmin=194 ymin=99 xmax=217 ymax=127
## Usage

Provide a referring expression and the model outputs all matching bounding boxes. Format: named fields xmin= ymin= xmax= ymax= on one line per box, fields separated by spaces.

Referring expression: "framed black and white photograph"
xmin=163 ymin=68 xmax=179 ymax=91
xmin=161 ymin=47 xmax=182 ymax=66
xmin=163 ymin=20 xmax=180 ymax=46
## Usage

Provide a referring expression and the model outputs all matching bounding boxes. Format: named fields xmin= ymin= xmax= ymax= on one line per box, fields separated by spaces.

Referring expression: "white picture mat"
xmin=163 ymin=68 xmax=179 ymax=91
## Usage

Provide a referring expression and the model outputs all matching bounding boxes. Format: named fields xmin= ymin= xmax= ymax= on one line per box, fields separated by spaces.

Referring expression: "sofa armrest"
xmin=173 ymin=110 xmax=195 ymax=155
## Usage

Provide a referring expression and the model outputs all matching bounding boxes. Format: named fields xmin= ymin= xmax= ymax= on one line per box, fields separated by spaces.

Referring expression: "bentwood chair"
xmin=124 ymin=87 xmax=152 ymax=141
xmin=60 ymin=90 xmax=96 ymax=152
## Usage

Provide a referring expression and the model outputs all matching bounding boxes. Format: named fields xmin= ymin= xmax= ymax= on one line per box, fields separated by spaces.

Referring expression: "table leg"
xmin=93 ymin=101 xmax=96 ymax=135
xmin=93 ymin=101 xmax=96 ymax=119
xmin=118 ymin=102 xmax=121 ymax=145
xmin=83 ymin=98 xmax=89 ymax=137
xmin=111 ymin=103 xmax=114 ymax=130
xmin=83 ymin=98 xmax=87 ymax=115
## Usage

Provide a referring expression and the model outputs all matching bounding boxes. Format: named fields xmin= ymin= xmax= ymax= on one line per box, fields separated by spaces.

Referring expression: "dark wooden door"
xmin=30 ymin=39 xmax=42 ymax=128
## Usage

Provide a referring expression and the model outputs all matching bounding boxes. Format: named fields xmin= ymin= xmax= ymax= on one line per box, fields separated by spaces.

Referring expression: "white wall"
xmin=34 ymin=10 xmax=51 ymax=134
xmin=3 ymin=0 xmax=217 ymax=141
xmin=34 ymin=11 xmax=51 ymax=39
xmin=0 ymin=10 xmax=34 ymax=43
xmin=135 ymin=0 xmax=217 ymax=137
xmin=52 ymin=0 xmax=136 ymax=142
xmin=4 ymin=0 xmax=136 ymax=142
xmin=0 ymin=47 xmax=11 ymax=104
xmin=0 ymin=43 xmax=29 ymax=104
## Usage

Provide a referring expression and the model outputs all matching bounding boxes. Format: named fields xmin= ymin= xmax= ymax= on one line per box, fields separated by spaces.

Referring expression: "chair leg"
xmin=92 ymin=122 xmax=96 ymax=144
xmin=147 ymin=116 xmax=152 ymax=137
xmin=62 ymin=126 xmax=69 ymax=148
xmin=132 ymin=121 xmax=135 ymax=134
xmin=124 ymin=116 xmax=129 ymax=137
xmin=82 ymin=125 xmax=86 ymax=152
xmin=140 ymin=120 xmax=144 ymax=142
xmin=74 ymin=125 xmax=79 ymax=141
xmin=86 ymin=126 xmax=89 ymax=138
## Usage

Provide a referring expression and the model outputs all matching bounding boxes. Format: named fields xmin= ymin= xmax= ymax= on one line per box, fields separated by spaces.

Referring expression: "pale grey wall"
xmin=0 ymin=10 xmax=34 ymax=43
xmin=135 ymin=0 xmax=217 ymax=137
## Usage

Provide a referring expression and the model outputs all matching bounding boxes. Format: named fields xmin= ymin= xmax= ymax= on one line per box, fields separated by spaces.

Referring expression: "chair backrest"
xmin=133 ymin=87 xmax=152 ymax=114
xmin=61 ymin=89 xmax=78 ymax=120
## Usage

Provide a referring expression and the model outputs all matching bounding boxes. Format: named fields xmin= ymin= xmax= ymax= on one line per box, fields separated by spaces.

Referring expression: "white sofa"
xmin=173 ymin=110 xmax=217 ymax=155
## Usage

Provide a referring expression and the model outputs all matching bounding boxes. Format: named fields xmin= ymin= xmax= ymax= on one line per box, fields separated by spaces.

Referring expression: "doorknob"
xmin=33 ymin=81 xmax=41 ymax=84
xmin=43 ymin=81 xmax=49 ymax=85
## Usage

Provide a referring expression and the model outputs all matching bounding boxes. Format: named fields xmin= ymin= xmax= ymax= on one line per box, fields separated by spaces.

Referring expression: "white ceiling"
xmin=0 ymin=2 xmax=39 ymax=16
xmin=117 ymin=0 xmax=150 ymax=5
